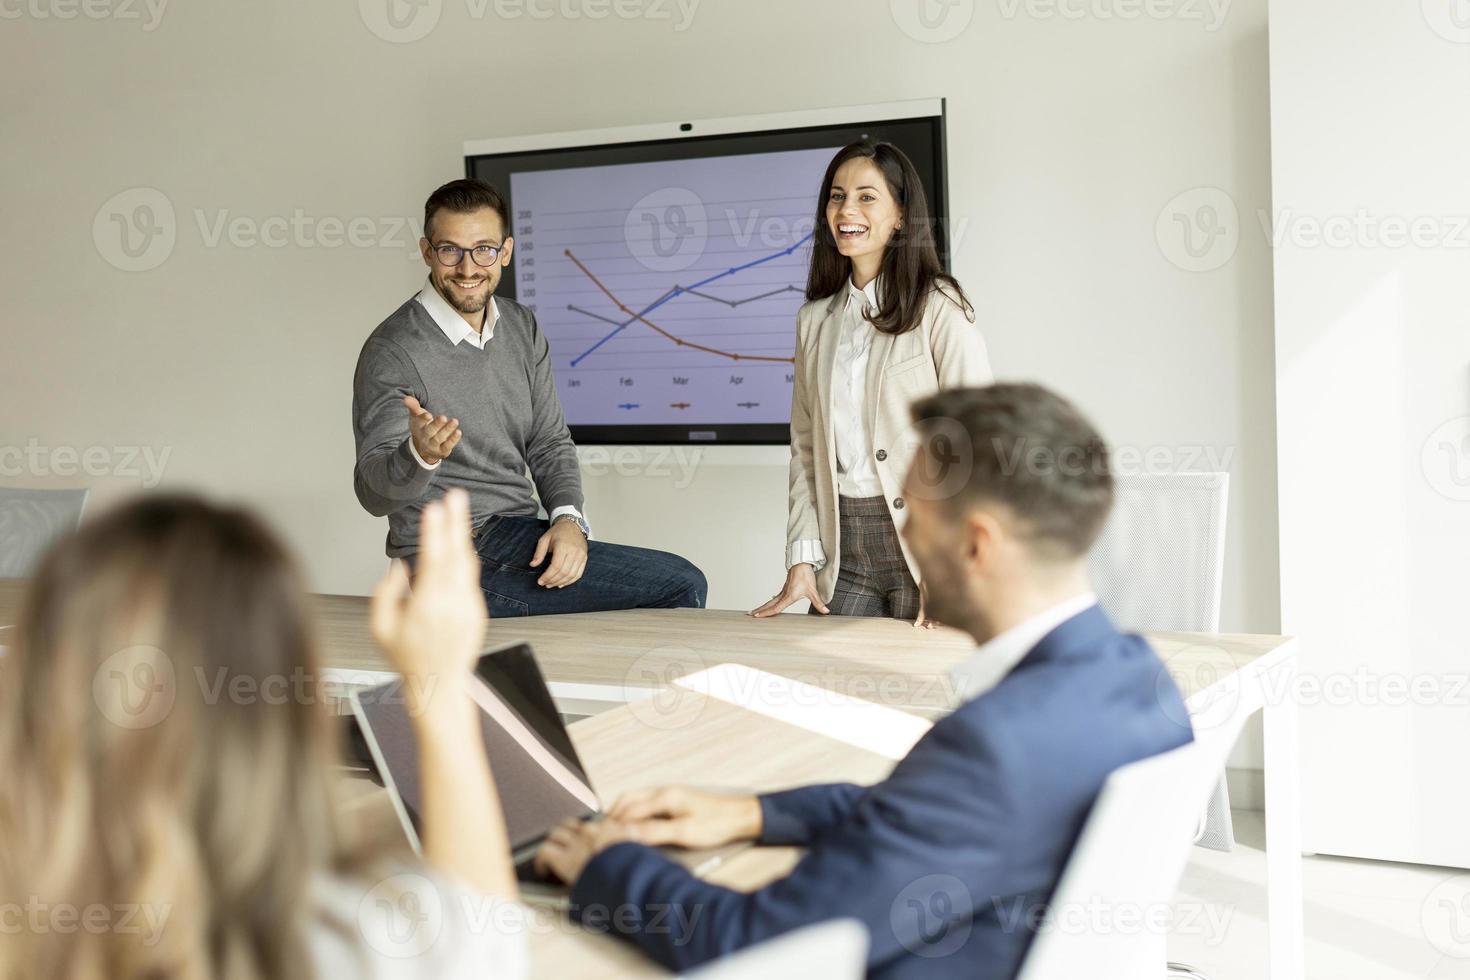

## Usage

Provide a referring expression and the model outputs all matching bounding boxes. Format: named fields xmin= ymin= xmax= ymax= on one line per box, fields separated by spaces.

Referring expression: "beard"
xmin=436 ymin=272 xmax=492 ymax=314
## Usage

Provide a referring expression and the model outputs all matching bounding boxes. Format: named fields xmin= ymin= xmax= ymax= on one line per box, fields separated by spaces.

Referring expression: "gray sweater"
xmin=351 ymin=293 xmax=583 ymax=557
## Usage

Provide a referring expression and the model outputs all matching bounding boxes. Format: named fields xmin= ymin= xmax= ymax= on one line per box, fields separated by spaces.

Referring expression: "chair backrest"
xmin=1014 ymin=717 xmax=1245 ymax=980
xmin=1086 ymin=473 xmax=1229 ymax=633
xmin=0 ymin=487 xmax=90 ymax=578
xmin=681 ymin=918 xmax=868 ymax=979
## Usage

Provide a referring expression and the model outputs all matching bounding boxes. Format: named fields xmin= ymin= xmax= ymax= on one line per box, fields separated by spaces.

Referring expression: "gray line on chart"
xmin=565 ymin=305 xmax=625 ymax=326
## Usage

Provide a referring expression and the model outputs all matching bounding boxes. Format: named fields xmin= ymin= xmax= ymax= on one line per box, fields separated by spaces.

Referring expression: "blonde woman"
xmin=0 ymin=488 xmax=524 ymax=980
xmin=752 ymin=140 xmax=993 ymax=626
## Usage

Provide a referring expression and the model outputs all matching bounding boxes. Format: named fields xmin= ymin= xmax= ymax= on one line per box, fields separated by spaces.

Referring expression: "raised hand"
xmin=369 ymin=487 xmax=485 ymax=702
xmin=369 ymin=490 xmax=514 ymax=899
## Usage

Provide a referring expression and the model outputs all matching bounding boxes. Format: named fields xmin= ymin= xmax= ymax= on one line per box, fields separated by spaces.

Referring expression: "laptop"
xmin=348 ymin=642 xmax=749 ymax=899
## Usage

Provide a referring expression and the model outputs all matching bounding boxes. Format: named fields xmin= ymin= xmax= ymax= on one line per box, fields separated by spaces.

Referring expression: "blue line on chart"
xmin=568 ymin=231 xmax=814 ymax=367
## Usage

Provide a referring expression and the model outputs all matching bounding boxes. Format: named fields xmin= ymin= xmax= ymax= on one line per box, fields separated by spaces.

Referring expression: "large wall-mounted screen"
xmin=465 ymin=99 xmax=948 ymax=445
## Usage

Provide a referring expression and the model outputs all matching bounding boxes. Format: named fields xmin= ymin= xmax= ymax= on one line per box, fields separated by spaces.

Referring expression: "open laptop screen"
xmin=352 ymin=643 xmax=600 ymax=853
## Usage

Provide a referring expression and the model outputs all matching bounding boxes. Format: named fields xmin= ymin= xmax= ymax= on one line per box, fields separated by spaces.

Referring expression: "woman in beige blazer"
xmin=752 ymin=140 xmax=992 ymax=625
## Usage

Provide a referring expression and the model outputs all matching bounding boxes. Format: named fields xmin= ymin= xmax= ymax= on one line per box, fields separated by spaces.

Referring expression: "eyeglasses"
xmin=432 ymin=241 xmax=505 ymax=267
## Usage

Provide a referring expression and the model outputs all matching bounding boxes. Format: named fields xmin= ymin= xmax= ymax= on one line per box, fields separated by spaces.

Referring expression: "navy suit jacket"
xmin=569 ymin=605 xmax=1193 ymax=978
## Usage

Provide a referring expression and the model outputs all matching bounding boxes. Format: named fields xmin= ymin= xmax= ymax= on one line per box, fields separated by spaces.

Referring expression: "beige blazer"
xmin=787 ymin=285 xmax=994 ymax=602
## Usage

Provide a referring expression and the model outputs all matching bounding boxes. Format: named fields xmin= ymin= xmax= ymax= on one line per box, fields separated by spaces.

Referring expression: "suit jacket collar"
xmin=1017 ymin=603 xmax=1119 ymax=670
xmin=950 ymin=595 xmax=1103 ymax=704
xmin=948 ymin=604 xmax=1124 ymax=713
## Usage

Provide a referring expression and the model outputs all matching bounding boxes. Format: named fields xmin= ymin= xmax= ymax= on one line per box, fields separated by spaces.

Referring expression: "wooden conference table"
xmin=0 ymin=582 xmax=1303 ymax=979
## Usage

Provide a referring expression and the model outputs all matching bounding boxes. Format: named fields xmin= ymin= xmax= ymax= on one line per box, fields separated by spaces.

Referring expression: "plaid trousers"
xmin=811 ymin=494 xmax=920 ymax=620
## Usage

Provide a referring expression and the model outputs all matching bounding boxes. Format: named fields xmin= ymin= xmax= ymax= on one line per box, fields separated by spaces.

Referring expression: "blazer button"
xmin=875 ymin=449 xmax=887 ymax=461
xmin=893 ymin=497 xmax=905 ymax=510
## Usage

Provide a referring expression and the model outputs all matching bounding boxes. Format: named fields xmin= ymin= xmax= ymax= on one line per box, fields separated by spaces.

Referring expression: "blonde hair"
xmin=0 ymin=496 xmax=372 ymax=980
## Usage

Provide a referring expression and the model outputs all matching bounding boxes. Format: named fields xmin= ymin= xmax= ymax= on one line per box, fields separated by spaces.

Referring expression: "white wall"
xmin=1269 ymin=1 xmax=1470 ymax=865
xmin=2 ymin=1 xmax=1279 ymax=766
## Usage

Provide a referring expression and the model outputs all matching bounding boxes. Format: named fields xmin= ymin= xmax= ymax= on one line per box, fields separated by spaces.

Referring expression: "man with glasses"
xmin=352 ymin=179 xmax=707 ymax=616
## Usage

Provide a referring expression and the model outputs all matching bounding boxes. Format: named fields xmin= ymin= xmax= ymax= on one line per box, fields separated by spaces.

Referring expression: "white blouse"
xmin=309 ymin=869 xmax=528 ymax=980
xmin=832 ymin=276 xmax=885 ymax=499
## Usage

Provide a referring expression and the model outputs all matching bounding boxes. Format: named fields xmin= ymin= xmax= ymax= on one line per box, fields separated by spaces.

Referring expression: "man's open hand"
xmin=405 ymin=395 xmax=461 ymax=465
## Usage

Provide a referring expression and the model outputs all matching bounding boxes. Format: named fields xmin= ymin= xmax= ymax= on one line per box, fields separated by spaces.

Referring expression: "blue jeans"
xmin=457 ymin=514 xmax=707 ymax=617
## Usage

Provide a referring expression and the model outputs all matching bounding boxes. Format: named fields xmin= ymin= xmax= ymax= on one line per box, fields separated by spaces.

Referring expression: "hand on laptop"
xmin=605 ymin=787 xmax=763 ymax=849
xmin=534 ymin=816 xmax=640 ymax=884
xmin=533 ymin=788 xmax=763 ymax=885
xmin=369 ymin=487 xmax=486 ymax=707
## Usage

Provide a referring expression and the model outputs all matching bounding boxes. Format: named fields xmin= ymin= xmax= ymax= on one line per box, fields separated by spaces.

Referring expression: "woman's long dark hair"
xmin=805 ymin=140 xmax=970 ymax=335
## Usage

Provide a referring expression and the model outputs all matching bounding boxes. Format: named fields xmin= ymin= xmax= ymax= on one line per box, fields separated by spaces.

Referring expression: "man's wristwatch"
xmin=553 ymin=513 xmax=591 ymax=538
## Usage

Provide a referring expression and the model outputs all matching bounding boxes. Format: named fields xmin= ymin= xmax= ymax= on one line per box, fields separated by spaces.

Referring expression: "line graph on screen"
xmin=509 ymin=146 xmax=836 ymax=427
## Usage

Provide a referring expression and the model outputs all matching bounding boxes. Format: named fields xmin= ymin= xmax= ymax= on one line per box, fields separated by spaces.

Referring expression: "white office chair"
xmin=0 ymin=487 xmax=90 ymax=578
xmin=1087 ymin=473 xmax=1232 ymax=980
xmin=1087 ymin=472 xmax=1228 ymax=636
xmin=1086 ymin=473 xmax=1234 ymax=853
xmin=1014 ymin=712 xmax=1248 ymax=980
xmin=680 ymin=918 xmax=868 ymax=979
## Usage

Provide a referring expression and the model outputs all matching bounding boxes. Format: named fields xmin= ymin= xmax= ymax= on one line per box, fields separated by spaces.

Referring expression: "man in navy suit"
xmin=534 ymin=383 xmax=1194 ymax=978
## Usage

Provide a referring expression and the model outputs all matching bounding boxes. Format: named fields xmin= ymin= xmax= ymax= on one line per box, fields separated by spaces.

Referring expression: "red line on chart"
xmin=563 ymin=249 xmax=797 ymax=365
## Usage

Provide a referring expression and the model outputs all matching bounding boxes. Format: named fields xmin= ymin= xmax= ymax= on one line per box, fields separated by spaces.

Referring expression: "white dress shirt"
xmin=786 ymin=276 xmax=884 ymax=571
xmin=415 ymin=277 xmax=500 ymax=349
xmin=948 ymin=592 xmax=1099 ymax=707
xmin=408 ymin=279 xmax=586 ymax=530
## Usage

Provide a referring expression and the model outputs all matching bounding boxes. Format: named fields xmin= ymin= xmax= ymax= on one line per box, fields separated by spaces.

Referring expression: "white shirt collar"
xmin=847 ymin=274 xmax=880 ymax=311
xmin=414 ymin=278 xmax=499 ymax=348
xmin=948 ymin=592 xmax=1099 ymax=708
